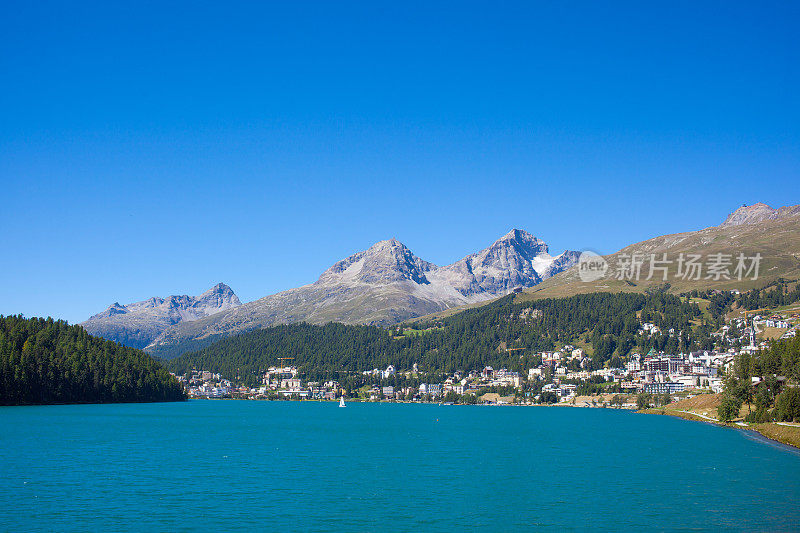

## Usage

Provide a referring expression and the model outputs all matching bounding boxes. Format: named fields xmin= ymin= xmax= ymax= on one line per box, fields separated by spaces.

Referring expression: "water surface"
xmin=2 ymin=401 xmax=799 ymax=531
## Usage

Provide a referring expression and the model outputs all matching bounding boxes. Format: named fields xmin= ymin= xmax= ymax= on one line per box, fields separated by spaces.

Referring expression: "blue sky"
xmin=1 ymin=1 xmax=798 ymax=323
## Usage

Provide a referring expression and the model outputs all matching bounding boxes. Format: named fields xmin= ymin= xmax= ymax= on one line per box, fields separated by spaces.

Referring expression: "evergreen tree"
xmin=0 ymin=315 xmax=186 ymax=405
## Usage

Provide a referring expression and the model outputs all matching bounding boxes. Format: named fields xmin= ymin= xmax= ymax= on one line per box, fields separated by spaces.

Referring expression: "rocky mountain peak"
xmin=721 ymin=203 xmax=776 ymax=227
xmin=720 ymin=203 xmax=800 ymax=227
xmin=367 ymin=238 xmax=405 ymax=255
xmin=499 ymin=228 xmax=535 ymax=242
xmin=318 ymin=238 xmax=433 ymax=286
xmin=428 ymin=229 xmax=577 ymax=298
xmin=489 ymin=229 xmax=549 ymax=259
xmin=775 ymin=205 xmax=800 ymax=219
xmin=81 ymin=283 xmax=242 ymax=349
xmin=103 ymin=302 xmax=127 ymax=317
xmin=196 ymin=282 xmax=241 ymax=309
xmin=205 ymin=282 xmax=234 ymax=294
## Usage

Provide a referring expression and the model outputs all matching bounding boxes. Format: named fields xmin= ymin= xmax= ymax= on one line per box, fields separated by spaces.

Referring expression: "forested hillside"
xmin=718 ymin=335 xmax=800 ymax=423
xmin=0 ymin=315 xmax=186 ymax=405
xmin=167 ymin=292 xmax=710 ymax=386
xmin=734 ymin=279 xmax=800 ymax=310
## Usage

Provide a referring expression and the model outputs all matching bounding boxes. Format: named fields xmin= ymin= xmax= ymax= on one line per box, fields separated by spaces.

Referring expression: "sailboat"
xmin=339 ymin=396 xmax=346 ymax=408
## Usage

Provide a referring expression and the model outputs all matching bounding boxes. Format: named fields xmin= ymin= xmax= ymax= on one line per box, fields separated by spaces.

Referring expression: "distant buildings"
xmin=419 ymin=383 xmax=442 ymax=397
xmin=179 ymin=307 xmax=798 ymax=405
xmin=644 ymin=382 xmax=685 ymax=395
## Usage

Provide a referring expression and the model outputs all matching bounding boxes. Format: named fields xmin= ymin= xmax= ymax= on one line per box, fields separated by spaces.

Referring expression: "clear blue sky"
xmin=1 ymin=1 xmax=798 ymax=324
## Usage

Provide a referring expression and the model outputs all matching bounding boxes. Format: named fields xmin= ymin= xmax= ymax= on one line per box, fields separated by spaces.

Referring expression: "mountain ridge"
xmin=517 ymin=203 xmax=800 ymax=301
xmin=720 ymin=202 xmax=800 ymax=227
xmin=405 ymin=203 xmax=800 ymax=323
xmin=81 ymin=283 xmax=241 ymax=349
xmin=132 ymin=229 xmax=580 ymax=357
xmin=86 ymin=202 xmax=800 ymax=357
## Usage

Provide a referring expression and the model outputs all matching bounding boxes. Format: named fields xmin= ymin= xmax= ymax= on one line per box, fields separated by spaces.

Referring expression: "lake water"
xmin=2 ymin=401 xmax=799 ymax=532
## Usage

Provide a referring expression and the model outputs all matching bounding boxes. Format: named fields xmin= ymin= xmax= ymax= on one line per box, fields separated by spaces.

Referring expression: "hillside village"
xmin=177 ymin=305 xmax=800 ymax=405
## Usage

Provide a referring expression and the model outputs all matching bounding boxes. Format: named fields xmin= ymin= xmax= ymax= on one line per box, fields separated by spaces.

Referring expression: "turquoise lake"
xmin=2 ymin=401 xmax=800 ymax=532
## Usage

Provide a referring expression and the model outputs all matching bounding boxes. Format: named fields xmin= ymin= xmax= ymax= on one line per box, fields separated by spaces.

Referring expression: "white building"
xmin=419 ymin=383 xmax=442 ymax=397
xmin=528 ymin=367 xmax=543 ymax=380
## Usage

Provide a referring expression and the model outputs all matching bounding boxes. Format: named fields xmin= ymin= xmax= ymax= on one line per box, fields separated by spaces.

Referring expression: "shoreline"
xmin=738 ymin=426 xmax=800 ymax=455
xmin=639 ymin=407 xmax=800 ymax=451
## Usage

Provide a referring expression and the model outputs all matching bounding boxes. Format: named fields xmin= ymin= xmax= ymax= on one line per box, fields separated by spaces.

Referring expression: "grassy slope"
xmin=760 ymin=326 xmax=788 ymax=341
xmin=643 ymin=393 xmax=723 ymax=419
xmin=522 ymin=214 xmax=800 ymax=301
xmin=751 ymin=423 xmax=800 ymax=449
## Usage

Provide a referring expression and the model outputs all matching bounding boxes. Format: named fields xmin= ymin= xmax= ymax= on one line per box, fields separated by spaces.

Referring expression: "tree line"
xmin=0 ymin=315 xmax=186 ymax=405
xmin=736 ymin=279 xmax=800 ymax=311
xmin=718 ymin=335 xmax=800 ymax=423
xmin=686 ymin=279 xmax=800 ymax=315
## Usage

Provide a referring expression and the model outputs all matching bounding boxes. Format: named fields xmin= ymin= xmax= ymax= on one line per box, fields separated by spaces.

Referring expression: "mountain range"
xmin=82 ymin=203 xmax=800 ymax=358
xmin=81 ymin=283 xmax=241 ymax=349
xmin=83 ymin=229 xmax=579 ymax=355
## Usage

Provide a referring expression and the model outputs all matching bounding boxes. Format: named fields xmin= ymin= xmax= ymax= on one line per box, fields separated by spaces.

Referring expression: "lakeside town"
xmin=176 ymin=306 xmax=800 ymax=407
